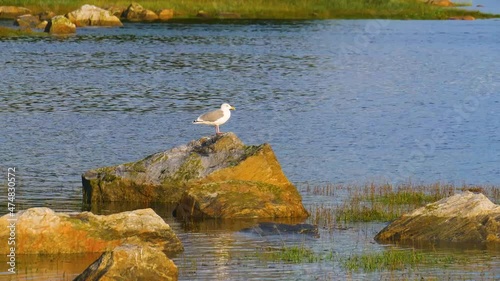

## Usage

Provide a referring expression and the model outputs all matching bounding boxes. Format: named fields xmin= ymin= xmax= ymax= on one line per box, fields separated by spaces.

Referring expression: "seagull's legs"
xmin=215 ymin=125 xmax=221 ymax=135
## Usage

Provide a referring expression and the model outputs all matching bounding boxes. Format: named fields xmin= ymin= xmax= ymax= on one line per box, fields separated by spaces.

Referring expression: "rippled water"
xmin=1 ymin=18 xmax=499 ymax=280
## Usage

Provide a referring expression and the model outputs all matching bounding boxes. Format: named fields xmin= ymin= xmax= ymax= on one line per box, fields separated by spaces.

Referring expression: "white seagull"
xmin=193 ymin=103 xmax=235 ymax=135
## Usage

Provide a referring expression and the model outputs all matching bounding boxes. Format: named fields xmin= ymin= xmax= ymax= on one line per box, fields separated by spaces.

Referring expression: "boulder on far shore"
xmin=0 ymin=207 xmax=183 ymax=254
xmin=0 ymin=6 xmax=31 ymax=19
xmin=123 ymin=2 xmax=159 ymax=21
xmin=66 ymin=5 xmax=123 ymax=27
xmin=426 ymin=0 xmax=455 ymax=6
xmin=14 ymin=14 xmax=41 ymax=29
xmin=82 ymin=133 xmax=309 ymax=219
xmin=44 ymin=15 xmax=76 ymax=34
xmin=375 ymin=192 xmax=500 ymax=247
xmin=74 ymin=244 xmax=178 ymax=281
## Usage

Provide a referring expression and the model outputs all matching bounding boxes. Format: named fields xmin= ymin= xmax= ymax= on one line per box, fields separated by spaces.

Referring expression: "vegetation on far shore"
xmin=1 ymin=0 xmax=498 ymax=20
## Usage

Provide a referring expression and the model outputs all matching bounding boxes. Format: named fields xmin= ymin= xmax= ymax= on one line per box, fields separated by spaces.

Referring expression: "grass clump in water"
xmin=341 ymin=248 xmax=467 ymax=272
xmin=0 ymin=26 xmax=46 ymax=37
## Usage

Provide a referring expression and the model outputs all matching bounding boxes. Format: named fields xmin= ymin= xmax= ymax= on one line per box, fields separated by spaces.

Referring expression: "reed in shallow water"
xmin=1 ymin=0 xmax=498 ymax=20
xmin=306 ymin=181 xmax=499 ymax=225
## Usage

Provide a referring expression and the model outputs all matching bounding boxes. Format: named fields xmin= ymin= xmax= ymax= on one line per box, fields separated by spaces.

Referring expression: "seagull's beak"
xmin=230 ymin=106 xmax=235 ymax=110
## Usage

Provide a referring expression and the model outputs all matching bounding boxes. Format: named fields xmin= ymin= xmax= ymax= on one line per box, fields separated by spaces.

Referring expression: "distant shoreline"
xmin=1 ymin=0 xmax=498 ymax=21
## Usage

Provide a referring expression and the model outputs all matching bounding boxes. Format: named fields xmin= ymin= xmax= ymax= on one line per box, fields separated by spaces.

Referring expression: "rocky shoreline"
xmin=0 ymin=3 xmax=247 ymax=35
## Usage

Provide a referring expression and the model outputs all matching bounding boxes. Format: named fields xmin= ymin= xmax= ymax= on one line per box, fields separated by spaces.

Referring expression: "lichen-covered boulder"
xmin=158 ymin=9 xmax=174 ymax=21
xmin=44 ymin=15 xmax=76 ymax=34
xmin=0 ymin=6 xmax=31 ymax=19
xmin=14 ymin=14 xmax=40 ymax=28
xmin=66 ymin=5 xmax=123 ymax=27
xmin=74 ymin=244 xmax=178 ymax=281
xmin=448 ymin=16 xmax=475 ymax=20
xmin=122 ymin=2 xmax=158 ymax=21
xmin=375 ymin=192 xmax=500 ymax=246
xmin=0 ymin=207 xmax=183 ymax=254
xmin=82 ymin=133 xmax=308 ymax=219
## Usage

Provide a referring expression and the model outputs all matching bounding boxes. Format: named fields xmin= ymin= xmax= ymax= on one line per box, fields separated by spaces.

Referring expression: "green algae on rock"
xmin=82 ymin=133 xmax=308 ymax=218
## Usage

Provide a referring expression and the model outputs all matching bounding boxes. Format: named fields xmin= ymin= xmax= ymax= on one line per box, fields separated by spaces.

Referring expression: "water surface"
xmin=0 ymin=18 xmax=499 ymax=280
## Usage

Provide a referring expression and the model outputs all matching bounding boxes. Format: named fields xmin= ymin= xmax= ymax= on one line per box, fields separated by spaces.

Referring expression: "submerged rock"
xmin=241 ymin=222 xmax=319 ymax=237
xmin=82 ymin=133 xmax=308 ymax=219
xmin=74 ymin=244 xmax=178 ymax=281
xmin=0 ymin=207 xmax=183 ymax=254
xmin=66 ymin=5 xmax=123 ymax=27
xmin=375 ymin=192 xmax=500 ymax=246
xmin=0 ymin=6 xmax=31 ymax=19
xmin=44 ymin=15 xmax=76 ymax=34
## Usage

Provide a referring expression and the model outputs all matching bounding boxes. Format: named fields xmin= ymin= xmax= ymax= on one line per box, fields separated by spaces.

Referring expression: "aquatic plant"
xmin=340 ymin=248 xmax=468 ymax=272
xmin=0 ymin=26 xmax=46 ymax=37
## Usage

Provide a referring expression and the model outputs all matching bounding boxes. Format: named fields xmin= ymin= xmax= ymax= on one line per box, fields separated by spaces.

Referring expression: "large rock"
xmin=82 ymin=133 xmax=308 ymax=219
xmin=74 ymin=244 xmax=178 ymax=281
xmin=375 ymin=192 xmax=500 ymax=246
xmin=0 ymin=207 xmax=183 ymax=254
xmin=66 ymin=5 xmax=123 ymax=27
xmin=122 ymin=2 xmax=158 ymax=21
xmin=44 ymin=15 xmax=76 ymax=34
xmin=0 ymin=6 xmax=31 ymax=19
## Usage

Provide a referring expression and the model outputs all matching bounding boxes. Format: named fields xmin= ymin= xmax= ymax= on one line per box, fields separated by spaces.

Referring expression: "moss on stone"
xmin=167 ymin=153 xmax=203 ymax=184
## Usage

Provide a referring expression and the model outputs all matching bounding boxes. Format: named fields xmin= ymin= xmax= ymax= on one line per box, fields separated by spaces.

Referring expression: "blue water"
xmin=0 ymin=17 xmax=499 ymax=280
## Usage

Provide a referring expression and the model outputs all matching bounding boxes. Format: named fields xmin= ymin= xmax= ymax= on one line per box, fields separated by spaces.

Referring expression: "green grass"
xmin=0 ymin=26 xmax=46 ymax=37
xmin=258 ymin=245 xmax=327 ymax=263
xmin=308 ymin=182 xmax=499 ymax=225
xmin=341 ymin=248 xmax=467 ymax=272
xmin=1 ymin=0 xmax=498 ymax=20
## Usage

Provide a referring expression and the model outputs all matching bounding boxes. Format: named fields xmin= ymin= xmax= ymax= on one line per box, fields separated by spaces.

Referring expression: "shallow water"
xmin=0 ymin=18 xmax=499 ymax=280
